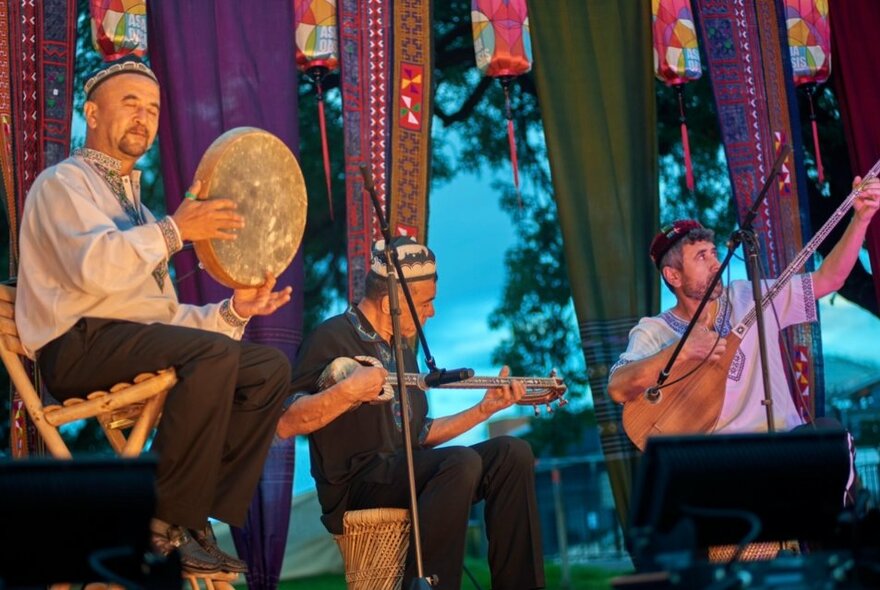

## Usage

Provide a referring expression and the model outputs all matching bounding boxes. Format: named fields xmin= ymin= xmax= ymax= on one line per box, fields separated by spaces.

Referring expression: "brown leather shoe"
xmin=150 ymin=522 xmax=223 ymax=574
xmin=190 ymin=523 xmax=248 ymax=573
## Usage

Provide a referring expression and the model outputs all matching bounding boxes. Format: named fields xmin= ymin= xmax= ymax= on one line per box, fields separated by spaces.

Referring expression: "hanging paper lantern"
xmin=472 ymin=0 xmax=532 ymax=204
xmin=295 ymin=0 xmax=339 ymax=220
xmin=785 ymin=0 xmax=831 ymax=185
xmin=90 ymin=0 xmax=148 ymax=62
xmin=652 ymin=0 xmax=702 ymax=193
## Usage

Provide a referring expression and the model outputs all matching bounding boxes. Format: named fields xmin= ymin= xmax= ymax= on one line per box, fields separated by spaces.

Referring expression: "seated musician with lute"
xmin=607 ymin=175 xmax=880 ymax=463
xmin=277 ymin=237 xmax=545 ymax=590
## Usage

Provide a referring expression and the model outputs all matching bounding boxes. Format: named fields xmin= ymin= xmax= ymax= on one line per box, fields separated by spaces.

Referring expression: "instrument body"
xmin=622 ymin=157 xmax=880 ymax=450
xmin=319 ymin=356 xmax=567 ymax=409
xmin=193 ymin=127 xmax=307 ymax=288
xmin=622 ymin=333 xmax=741 ymax=450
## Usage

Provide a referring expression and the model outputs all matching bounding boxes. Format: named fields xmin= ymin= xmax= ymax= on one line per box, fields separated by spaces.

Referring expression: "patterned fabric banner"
xmin=0 ymin=0 xmax=16 ymax=271
xmin=339 ymin=0 xmax=392 ymax=302
xmin=8 ymin=0 xmax=38 ymax=234
xmin=388 ymin=0 xmax=431 ymax=240
xmin=6 ymin=0 xmax=77 ymax=232
xmin=692 ymin=0 xmax=822 ymax=419
xmin=4 ymin=0 xmax=77 ymax=458
xmin=39 ymin=1 xmax=78 ymax=173
xmin=528 ymin=0 xmax=657 ymax=525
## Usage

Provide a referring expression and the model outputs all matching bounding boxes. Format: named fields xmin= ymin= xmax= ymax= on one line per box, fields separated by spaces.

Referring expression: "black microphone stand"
xmin=649 ymin=145 xmax=791 ymax=432
xmin=734 ymin=145 xmax=792 ymax=431
xmin=359 ymin=167 xmax=473 ymax=588
xmin=646 ymin=231 xmax=735 ymax=402
xmin=358 ymin=171 xmax=473 ymax=389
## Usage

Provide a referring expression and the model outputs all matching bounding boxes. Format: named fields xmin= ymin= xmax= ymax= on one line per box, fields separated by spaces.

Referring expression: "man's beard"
xmin=119 ymin=128 xmax=150 ymax=157
xmin=682 ymin=277 xmax=723 ymax=301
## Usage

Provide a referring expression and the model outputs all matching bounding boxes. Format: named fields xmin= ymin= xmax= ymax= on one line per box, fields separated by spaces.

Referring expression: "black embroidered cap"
xmin=84 ymin=56 xmax=159 ymax=98
xmin=369 ymin=236 xmax=437 ymax=282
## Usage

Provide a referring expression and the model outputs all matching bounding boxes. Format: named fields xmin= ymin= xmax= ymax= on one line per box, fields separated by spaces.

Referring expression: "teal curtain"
xmin=528 ymin=0 xmax=657 ymax=524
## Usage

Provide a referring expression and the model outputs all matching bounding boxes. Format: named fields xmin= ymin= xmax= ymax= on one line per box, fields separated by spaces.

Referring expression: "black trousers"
xmin=349 ymin=436 xmax=545 ymax=590
xmin=39 ymin=318 xmax=290 ymax=529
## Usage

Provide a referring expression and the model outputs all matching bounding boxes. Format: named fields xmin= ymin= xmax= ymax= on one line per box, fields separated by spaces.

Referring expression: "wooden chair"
xmin=0 ymin=284 xmax=238 ymax=588
xmin=182 ymin=571 xmax=238 ymax=590
xmin=334 ymin=508 xmax=411 ymax=590
xmin=0 ymin=285 xmax=175 ymax=458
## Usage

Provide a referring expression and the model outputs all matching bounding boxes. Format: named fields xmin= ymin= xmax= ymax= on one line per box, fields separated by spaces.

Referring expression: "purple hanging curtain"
xmin=148 ymin=2 xmax=301 ymax=588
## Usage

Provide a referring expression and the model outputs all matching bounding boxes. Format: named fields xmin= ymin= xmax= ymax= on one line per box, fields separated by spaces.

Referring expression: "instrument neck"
xmin=732 ymin=157 xmax=880 ymax=338
xmin=386 ymin=373 xmax=556 ymax=391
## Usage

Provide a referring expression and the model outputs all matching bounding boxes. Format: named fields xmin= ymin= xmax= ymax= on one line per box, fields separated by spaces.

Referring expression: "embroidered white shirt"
xmin=16 ymin=153 xmax=246 ymax=358
xmin=610 ymin=276 xmax=817 ymax=433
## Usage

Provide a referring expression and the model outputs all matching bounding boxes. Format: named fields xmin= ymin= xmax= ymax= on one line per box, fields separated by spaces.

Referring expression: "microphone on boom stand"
xmin=424 ymin=367 xmax=475 ymax=389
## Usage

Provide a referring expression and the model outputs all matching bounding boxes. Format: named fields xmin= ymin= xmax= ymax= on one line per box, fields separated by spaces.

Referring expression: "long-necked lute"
xmin=622 ymin=158 xmax=880 ymax=450
xmin=319 ymin=355 xmax=567 ymax=411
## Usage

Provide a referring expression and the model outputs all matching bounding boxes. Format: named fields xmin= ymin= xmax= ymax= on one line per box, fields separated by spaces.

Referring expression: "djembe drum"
xmin=192 ymin=127 xmax=307 ymax=288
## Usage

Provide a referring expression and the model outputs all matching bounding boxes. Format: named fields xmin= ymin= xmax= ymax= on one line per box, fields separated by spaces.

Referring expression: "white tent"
xmin=213 ymin=490 xmax=343 ymax=580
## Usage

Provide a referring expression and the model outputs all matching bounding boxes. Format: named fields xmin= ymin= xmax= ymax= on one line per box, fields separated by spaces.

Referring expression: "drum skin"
xmin=193 ymin=127 xmax=307 ymax=288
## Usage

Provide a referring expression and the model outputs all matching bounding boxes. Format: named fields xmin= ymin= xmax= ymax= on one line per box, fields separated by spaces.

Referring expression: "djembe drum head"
xmin=193 ymin=127 xmax=307 ymax=289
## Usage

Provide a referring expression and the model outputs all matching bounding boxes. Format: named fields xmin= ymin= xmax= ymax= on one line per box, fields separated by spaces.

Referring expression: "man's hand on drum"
xmin=231 ymin=272 xmax=293 ymax=318
xmin=172 ymin=180 xmax=245 ymax=242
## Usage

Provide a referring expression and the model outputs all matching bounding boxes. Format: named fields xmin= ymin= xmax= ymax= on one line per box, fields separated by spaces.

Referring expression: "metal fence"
xmin=533 ymin=455 xmax=628 ymax=563
xmin=506 ymin=448 xmax=880 ymax=566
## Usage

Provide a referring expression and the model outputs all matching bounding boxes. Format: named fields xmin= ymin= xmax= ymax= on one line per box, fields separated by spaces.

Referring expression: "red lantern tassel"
xmin=676 ymin=85 xmax=694 ymax=193
xmin=502 ymin=78 xmax=522 ymax=208
xmin=310 ymin=67 xmax=334 ymax=220
xmin=681 ymin=121 xmax=694 ymax=193
xmin=807 ymin=87 xmax=825 ymax=185
xmin=507 ymin=119 xmax=521 ymax=201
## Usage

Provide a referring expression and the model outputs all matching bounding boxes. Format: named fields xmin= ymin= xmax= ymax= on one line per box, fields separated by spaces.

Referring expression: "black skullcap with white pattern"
xmin=84 ymin=56 xmax=159 ymax=99
xmin=369 ymin=236 xmax=437 ymax=282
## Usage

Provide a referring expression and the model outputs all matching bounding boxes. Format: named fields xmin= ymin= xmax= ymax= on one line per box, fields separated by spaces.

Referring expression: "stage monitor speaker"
xmin=0 ymin=454 xmax=178 ymax=587
xmin=628 ymin=429 xmax=851 ymax=566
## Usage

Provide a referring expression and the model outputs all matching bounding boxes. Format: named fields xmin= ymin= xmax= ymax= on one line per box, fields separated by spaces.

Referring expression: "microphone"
xmin=644 ymin=386 xmax=662 ymax=404
xmin=423 ymin=367 xmax=474 ymax=388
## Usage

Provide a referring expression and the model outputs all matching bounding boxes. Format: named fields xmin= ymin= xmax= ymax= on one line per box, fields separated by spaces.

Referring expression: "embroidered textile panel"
xmin=340 ymin=0 xmax=391 ymax=303
xmin=693 ymin=0 xmax=823 ymax=419
xmin=389 ymin=0 xmax=431 ymax=242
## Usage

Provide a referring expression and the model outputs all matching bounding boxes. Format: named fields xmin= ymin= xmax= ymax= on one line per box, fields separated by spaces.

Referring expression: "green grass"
xmin=263 ymin=559 xmax=630 ymax=589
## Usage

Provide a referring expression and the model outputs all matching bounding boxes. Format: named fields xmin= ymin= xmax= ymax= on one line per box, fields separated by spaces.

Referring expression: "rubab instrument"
xmin=319 ymin=355 xmax=567 ymax=413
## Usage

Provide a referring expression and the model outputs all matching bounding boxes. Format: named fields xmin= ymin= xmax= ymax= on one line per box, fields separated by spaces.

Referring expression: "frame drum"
xmin=193 ymin=127 xmax=307 ymax=289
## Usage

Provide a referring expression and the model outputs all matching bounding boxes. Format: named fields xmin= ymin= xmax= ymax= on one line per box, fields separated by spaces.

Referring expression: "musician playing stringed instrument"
xmin=277 ymin=237 xmax=545 ymax=590
xmin=607 ymin=176 xmax=880 ymax=452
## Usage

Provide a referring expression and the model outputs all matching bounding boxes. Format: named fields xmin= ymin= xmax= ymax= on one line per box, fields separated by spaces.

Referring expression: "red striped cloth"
xmin=339 ymin=0 xmax=392 ymax=303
